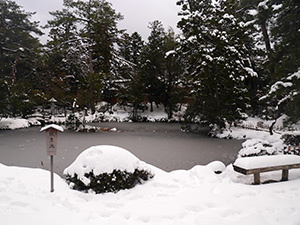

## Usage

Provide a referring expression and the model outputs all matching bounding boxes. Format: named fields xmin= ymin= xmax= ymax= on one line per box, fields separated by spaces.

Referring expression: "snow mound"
xmin=206 ymin=161 xmax=226 ymax=173
xmin=64 ymin=145 xmax=153 ymax=179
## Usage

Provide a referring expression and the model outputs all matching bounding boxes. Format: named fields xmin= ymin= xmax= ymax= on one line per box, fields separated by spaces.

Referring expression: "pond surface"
xmin=0 ymin=122 xmax=244 ymax=176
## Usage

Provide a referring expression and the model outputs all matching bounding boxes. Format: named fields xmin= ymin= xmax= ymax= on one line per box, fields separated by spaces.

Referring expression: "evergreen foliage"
xmin=140 ymin=20 xmax=167 ymax=112
xmin=258 ymin=0 xmax=300 ymax=126
xmin=115 ymin=32 xmax=146 ymax=121
xmin=177 ymin=0 xmax=256 ymax=128
xmin=65 ymin=169 xmax=154 ymax=194
xmin=0 ymin=0 xmax=43 ymax=117
xmin=44 ymin=0 xmax=123 ymax=112
xmin=140 ymin=21 xmax=184 ymax=117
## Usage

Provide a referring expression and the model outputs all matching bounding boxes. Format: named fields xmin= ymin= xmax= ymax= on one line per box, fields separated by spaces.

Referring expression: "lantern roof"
xmin=40 ymin=124 xmax=64 ymax=133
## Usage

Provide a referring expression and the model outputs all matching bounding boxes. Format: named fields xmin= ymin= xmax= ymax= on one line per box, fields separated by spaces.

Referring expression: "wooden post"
xmin=254 ymin=173 xmax=260 ymax=185
xmin=282 ymin=169 xmax=289 ymax=181
xmin=40 ymin=124 xmax=64 ymax=193
xmin=50 ymin=155 xmax=54 ymax=192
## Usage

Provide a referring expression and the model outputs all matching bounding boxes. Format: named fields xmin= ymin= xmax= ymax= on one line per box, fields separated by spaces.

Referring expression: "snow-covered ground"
xmin=1 ymin=166 xmax=300 ymax=225
xmin=1 ymin=154 xmax=300 ymax=225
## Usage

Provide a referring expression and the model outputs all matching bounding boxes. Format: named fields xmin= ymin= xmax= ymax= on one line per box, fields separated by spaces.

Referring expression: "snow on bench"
xmin=233 ymin=155 xmax=300 ymax=184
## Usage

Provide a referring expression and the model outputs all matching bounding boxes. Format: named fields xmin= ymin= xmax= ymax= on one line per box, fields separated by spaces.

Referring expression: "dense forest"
xmin=0 ymin=0 xmax=299 ymax=129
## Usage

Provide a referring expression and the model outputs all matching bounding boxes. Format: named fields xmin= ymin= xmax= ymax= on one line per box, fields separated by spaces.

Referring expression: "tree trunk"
xmin=261 ymin=23 xmax=271 ymax=54
xmin=150 ymin=101 xmax=153 ymax=112
xmin=12 ymin=55 xmax=19 ymax=87
xmin=269 ymin=120 xmax=276 ymax=135
xmin=261 ymin=22 xmax=274 ymax=75
xmin=132 ymin=104 xmax=138 ymax=121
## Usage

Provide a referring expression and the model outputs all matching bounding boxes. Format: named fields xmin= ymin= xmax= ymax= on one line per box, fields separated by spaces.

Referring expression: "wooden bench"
xmin=233 ymin=155 xmax=300 ymax=185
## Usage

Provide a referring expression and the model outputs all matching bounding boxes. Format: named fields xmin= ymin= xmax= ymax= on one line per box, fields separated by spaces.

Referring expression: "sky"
xmin=14 ymin=0 xmax=181 ymax=43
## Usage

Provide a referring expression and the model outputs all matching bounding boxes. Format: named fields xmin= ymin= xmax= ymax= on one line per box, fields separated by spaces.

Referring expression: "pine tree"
xmin=43 ymin=6 xmax=90 ymax=111
xmin=177 ymin=0 xmax=257 ymax=128
xmin=44 ymin=0 xmax=123 ymax=112
xmin=140 ymin=20 xmax=166 ymax=112
xmin=160 ymin=28 xmax=184 ymax=119
xmin=0 ymin=0 xmax=43 ymax=117
xmin=260 ymin=0 xmax=300 ymax=127
xmin=271 ymin=0 xmax=300 ymax=79
xmin=235 ymin=0 xmax=269 ymax=115
xmin=116 ymin=32 xmax=145 ymax=121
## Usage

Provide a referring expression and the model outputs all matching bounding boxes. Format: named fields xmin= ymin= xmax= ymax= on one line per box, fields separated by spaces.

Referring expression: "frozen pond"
xmin=0 ymin=122 xmax=243 ymax=176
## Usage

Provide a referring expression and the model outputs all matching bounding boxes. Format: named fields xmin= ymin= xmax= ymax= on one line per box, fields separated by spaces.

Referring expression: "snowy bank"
xmin=1 ymin=162 xmax=300 ymax=225
xmin=0 ymin=118 xmax=30 ymax=130
xmin=0 ymin=117 xmax=41 ymax=130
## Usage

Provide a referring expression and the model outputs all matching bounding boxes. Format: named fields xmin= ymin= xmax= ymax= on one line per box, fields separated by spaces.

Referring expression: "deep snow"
xmin=1 ymin=157 xmax=300 ymax=225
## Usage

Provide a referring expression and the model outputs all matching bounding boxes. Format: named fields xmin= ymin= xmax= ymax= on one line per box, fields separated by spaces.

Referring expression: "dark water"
xmin=0 ymin=122 xmax=243 ymax=176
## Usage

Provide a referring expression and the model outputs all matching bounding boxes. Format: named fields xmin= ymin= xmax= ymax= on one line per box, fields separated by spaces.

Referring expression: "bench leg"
xmin=282 ymin=169 xmax=289 ymax=181
xmin=253 ymin=173 xmax=260 ymax=185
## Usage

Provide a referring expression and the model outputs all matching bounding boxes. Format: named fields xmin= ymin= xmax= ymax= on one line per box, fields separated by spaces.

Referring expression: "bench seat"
xmin=233 ymin=155 xmax=300 ymax=184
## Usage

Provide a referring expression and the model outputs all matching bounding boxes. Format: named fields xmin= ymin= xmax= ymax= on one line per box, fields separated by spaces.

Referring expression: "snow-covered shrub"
xmin=281 ymin=133 xmax=300 ymax=146
xmin=66 ymin=169 xmax=152 ymax=194
xmin=64 ymin=145 xmax=154 ymax=194
xmin=238 ymin=139 xmax=283 ymax=157
xmin=65 ymin=113 xmax=81 ymax=129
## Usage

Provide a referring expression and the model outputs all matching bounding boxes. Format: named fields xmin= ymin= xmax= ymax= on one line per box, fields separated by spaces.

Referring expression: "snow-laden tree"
xmin=259 ymin=0 xmax=300 ymax=129
xmin=115 ymin=32 xmax=145 ymax=121
xmin=140 ymin=20 xmax=167 ymax=112
xmin=43 ymin=7 xmax=90 ymax=111
xmin=177 ymin=0 xmax=257 ymax=128
xmin=139 ymin=21 xmax=184 ymax=117
xmin=270 ymin=0 xmax=300 ymax=81
xmin=238 ymin=0 xmax=274 ymax=80
xmin=44 ymin=0 xmax=123 ymax=112
xmin=0 ymin=0 xmax=43 ymax=117
xmin=160 ymin=28 xmax=185 ymax=119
